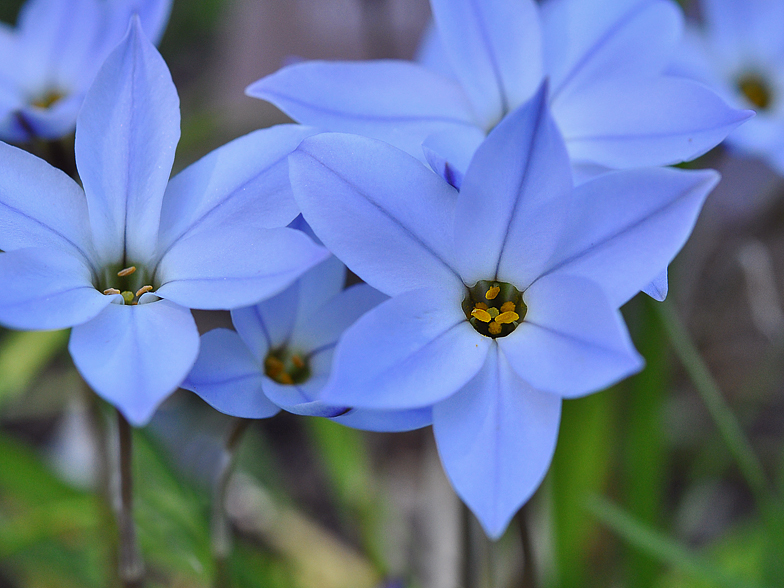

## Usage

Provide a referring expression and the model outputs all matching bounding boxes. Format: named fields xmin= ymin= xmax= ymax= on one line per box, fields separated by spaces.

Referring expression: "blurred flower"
xmin=288 ymin=83 xmax=719 ymax=538
xmin=0 ymin=18 xmax=327 ymax=425
xmin=671 ymin=0 xmax=784 ymax=173
xmin=0 ymin=0 xmax=172 ymax=142
xmin=183 ymin=254 xmax=433 ymax=431
xmin=248 ymin=0 xmax=749 ymax=181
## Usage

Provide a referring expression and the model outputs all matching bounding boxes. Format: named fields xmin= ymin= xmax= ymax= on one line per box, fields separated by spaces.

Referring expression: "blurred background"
xmin=0 ymin=0 xmax=782 ymax=587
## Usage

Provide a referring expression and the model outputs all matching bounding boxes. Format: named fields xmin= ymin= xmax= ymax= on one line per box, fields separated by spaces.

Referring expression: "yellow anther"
xmin=500 ymin=301 xmax=516 ymax=313
xmin=487 ymin=307 xmax=500 ymax=319
xmin=291 ymin=355 xmax=305 ymax=369
xmin=485 ymin=286 xmax=500 ymax=300
xmin=32 ymin=90 xmax=64 ymax=109
xmin=471 ymin=308 xmax=492 ymax=323
xmin=121 ymin=291 xmax=135 ymax=304
xmin=474 ymin=302 xmax=488 ymax=310
xmin=488 ymin=322 xmax=502 ymax=335
xmin=117 ymin=266 xmax=137 ymax=277
xmin=495 ymin=311 xmax=520 ymax=324
xmin=103 ymin=288 xmax=121 ymax=295
xmin=135 ymin=285 xmax=153 ymax=297
xmin=265 ymin=356 xmax=284 ymax=378
xmin=277 ymin=372 xmax=294 ymax=385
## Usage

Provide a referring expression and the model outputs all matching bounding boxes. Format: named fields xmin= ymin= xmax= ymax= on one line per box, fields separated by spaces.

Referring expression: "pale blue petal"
xmin=75 ymin=17 xmax=179 ymax=266
xmin=702 ymin=0 xmax=784 ymax=61
xmin=434 ymin=345 xmax=561 ymax=539
xmin=0 ymin=142 xmax=95 ymax=264
xmin=261 ymin=376 xmax=347 ymax=418
xmin=334 ymin=407 xmax=433 ymax=432
xmin=247 ymin=60 xmax=476 ymax=159
xmin=319 ymin=289 xmax=490 ymax=410
xmin=541 ymin=167 xmax=719 ymax=306
xmin=455 ymin=83 xmax=572 ymax=289
xmin=544 ymin=0 xmax=682 ymax=102
xmin=182 ymin=328 xmax=279 ymax=419
xmin=13 ymin=93 xmax=85 ymax=140
xmin=290 ymin=283 xmax=388 ymax=354
xmin=290 ymin=133 xmax=464 ymax=296
xmin=501 ymin=275 xmax=643 ymax=398
xmin=553 ymin=76 xmax=753 ymax=168
xmin=69 ymin=299 xmax=199 ymax=426
xmin=231 ymin=283 xmax=299 ymax=357
xmin=104 ymin=0 xmax=173 ymax=47
xmin=158 ymin=125 xmax=318 ymax=253
xmin=292 ymin=255 xmax=346 ymax=327
xmin=643 ymin=269 xmax=668 ymax=302
xmin=155 ymin=225 xmax=328 ymax=310
xmin=416 ymin=21 xmax=453 ymax=79
xmin=0 ymin=247 xmax=112 ymax=330
xmin=429 ymin=0 xmax=542 ymax=127
xmin=421 ymin=126 xmax=485 ymax=189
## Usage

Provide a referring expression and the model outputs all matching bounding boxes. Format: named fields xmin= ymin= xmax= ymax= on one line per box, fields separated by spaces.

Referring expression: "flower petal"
xmin=247 ymin=60 xmax=476 ymax=159
xmin=290 ymin=133 xmax=464 ymax=296
xmin=701 ymin=0 xmax=784 ymax=61
xmin=104 ymin=0 xmax=173 ymax=47
xmin=69 ymin=298 xmax=199 ymax=426
xmin=155 ymin=225 xmax=328 ymax=310
xmin=158 ymin=125 xmax=318 ymax=253
xmin=0 ymin=247 xmax=112 ymax=330
xmin=334 ymin=407 xmax=433 ymax=432
xmin=292 ymin=255 xmax=347 ymax=327
xmin=553 ymin=76 xmax=753 ymax=168
xmin=319 ymin=288 xmax=490 ymax=410
xmin=544 ymin=0 xmax=683 ymax=102
xmin=182 ymin=328 xmax=279 ymax=419
xmin=455 ymin=83 xmax=573 ymax=289
xmin=541 ymin=167 xmax=719 ymax=306
xmin=0 ymin=142 xmax=96 ymax=263
xmin=75 ymin=17 xmax=179 ymax=266
xmin=501 ymin=274 xmax=643 ymax=398
xmin=421 ymin=126 xmax=486 ymax=189
xmin=433 ymin=345 xmax=561 ymax=539
xmin=642 ymin=269 xmax=668 ymax=302
xmin=429 ymin=0 xmax=543 ymax=127
xmin=231 ymin=285 xmax=300 ymax=359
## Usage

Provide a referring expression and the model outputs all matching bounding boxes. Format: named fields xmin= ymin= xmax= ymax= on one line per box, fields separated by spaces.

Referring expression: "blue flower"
xmin=248 ymin=0 xmax=750 ymax=180
xmin=0 ymin=19 xmax=327 ymax=426
xmin=671 ymin=0 xmax=784 ymax=173
xmin=183 ymin=253 xmax=432 ymax=432
xmin=287 ymin=83 xmax=719 ymax=538
xmin=0 ymin=0 xmax=172 ymax=142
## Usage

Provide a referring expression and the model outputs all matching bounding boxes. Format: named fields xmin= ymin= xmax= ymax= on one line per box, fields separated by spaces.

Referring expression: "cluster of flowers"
xmin=0 ymin=0 xmax=772 ymax=538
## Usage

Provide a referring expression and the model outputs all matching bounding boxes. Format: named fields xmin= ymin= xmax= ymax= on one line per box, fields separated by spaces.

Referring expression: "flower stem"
xmin=654 ymin=298 xmax=772 ymax=504
xmin=212 ymin=418 xmax=251 ymax=587
xmin=116 ymin=411 xmax=144 ymax=587
xmin=517 ymin=505 xmax=536 ymax=588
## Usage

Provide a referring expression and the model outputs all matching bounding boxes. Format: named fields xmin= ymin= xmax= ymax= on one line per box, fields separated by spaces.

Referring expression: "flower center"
xmin=264 ymin=349 xmax=310 ymax=385
xmin=462 ymin=280 xmax=527 ymax=338
xmin=97 ymin=264 xmax=156 ymax=305
xmin=31 ymin=89 xmax=65 ymax=109
xmin=736 ymin=73 xmax=772 ymax=110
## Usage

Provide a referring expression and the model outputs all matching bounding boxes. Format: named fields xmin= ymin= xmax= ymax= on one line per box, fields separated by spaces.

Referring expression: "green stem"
xmin=212 ymin=418 xmax=251 ymax=588
xmin=654 ymin=299 xmax=772 ymax=504
xmin=117 ymin=411 xmax=144 ymax=587
xmin=517 ymin=505 xmax=536 ymax=588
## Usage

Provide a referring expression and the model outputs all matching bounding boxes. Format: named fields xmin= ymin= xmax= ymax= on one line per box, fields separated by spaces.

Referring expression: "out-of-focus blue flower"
xmin=288 ymin=83 xmax=719 ymax=538
xmin=0 ymin=19 xmax=327 ymax=426
xmin=248 ymin=0 xmax=750 ymax=181
xmin=183 ymin=254 xmax=433 ymax=432
xmin=671 ymin=0 xmax=784 ymax=174
xmin=0 ymin=0 xmax=172 ymax=142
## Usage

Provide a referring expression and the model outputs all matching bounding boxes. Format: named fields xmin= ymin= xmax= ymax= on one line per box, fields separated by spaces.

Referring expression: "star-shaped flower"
xmin=288 ymin=83 xmax=719 ymax=538
xmin=0 ymin=18 xmax=327 ymax=425
xmin=0 ymin=0 xmax=171 ymax=142
xmin=248 ymin=0 xmax=750 ymax=180
xmin=671 ymin=0 xmax=784 ymax=173
xmin=183 ymin=253 xmax=432 ymax=432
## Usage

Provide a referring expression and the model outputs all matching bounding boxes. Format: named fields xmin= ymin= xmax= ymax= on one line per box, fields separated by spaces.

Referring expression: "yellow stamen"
xmin=500 ymin=301 xmax=516 ymax=313
xmin=471 ymin=308 xmax=492 ymax=323
xmin=474 ymin=302 xmax=488 ymax=310
xmin=277 ymin=372 xmax=293 ymax=385
xmin=117 ymin=266 xmax=136 ymax=277
xmin=487 ymin=307 xmax=500 ymax=319
xmin=485 ymin=286 xmax=500 ymax=300
xmin=103 ymin=288 xmax=121 ymax=295
xmin=291 ymin=354 xmax=305 ymax=369
xmin=265 ymin=356 xmax=284 ymax=378
xmin=488 ymin=322 xmax=502 ymax=335
xmin=495 ymin=311 xmax=520 ymax=324
xmin=135 ymin=285 xmax=153 ymax=297
xmin=32 ymin=91 xmax=64 ymax=109
xmin=121 ymin=291 xmax=135 ymax=304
